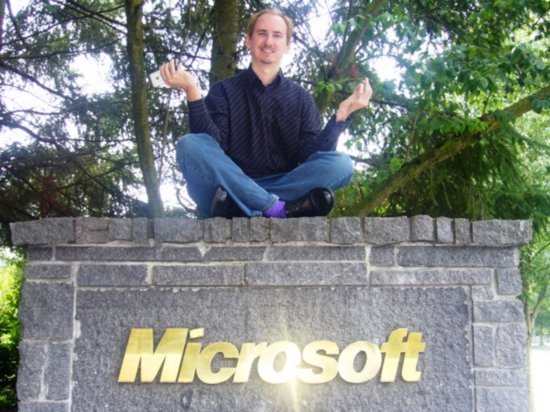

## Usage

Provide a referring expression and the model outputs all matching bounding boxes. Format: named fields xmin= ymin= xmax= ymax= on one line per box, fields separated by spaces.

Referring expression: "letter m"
xmin=118 ymin=328 xmax=188 ymax=383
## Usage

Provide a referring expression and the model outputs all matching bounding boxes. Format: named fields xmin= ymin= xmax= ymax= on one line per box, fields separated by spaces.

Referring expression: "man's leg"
xmin=176 ymin=133 xmax=277 ymax=217
xmin=254 ymin=151 xmax=354 ymax=201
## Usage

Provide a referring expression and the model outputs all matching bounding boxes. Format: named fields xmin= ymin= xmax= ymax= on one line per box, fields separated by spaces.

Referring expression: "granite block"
xmin=245 ymin=262 xmax=368 ymax=285
xmin=154 ymin=218 xmax=201 ymax=243
xmin=45 ymin=343 xmax=72 ymax=400
xmin=330 ymin=217 xmax=363 ymax=244
xmin=75 ymin=217 xmax=109 ymax=244
xmin=410 ymin=215 xmax=435 ymax=242
xmin=267 ymin=245 xmax=365 ymax=261
xmin=495 ymin=323 xmax=527 ymax=367
xmin=78 ymin=264 xmax=148 ymax=287
xmin=364 ymin=217 xmax=409 ymax=244
xmin=436 ymin=217 xmax=454 ymax=243
xmin=271 ymin=218 xmax=329 ymax=242
xmin=25 ymin=263 xmax=71 ymax=280
xmin=454 ymin=219 xmax=471 ymax=245
xmin=474 ymin=301 xmax=524 ymax=322
xmin=17 ymin=341 xmax=46 ymax=400
xmin=19 ymin=282 xmax=73 ymax=340
xmin=11 ymin=218 xmax=75 ymax=246
xmin=203 ymin=218 xmax=230 ymax=243
xmin=472 ymin=220 xmax=531 ymax=246
xmin=231 ymin=218 xmax=250 ymax=243
xmin=476 ymin=387 xmax=528 ymax=412
xmin=398 ymin=246 xmax=517 ymax=267
xmin=153 ymin=265 xmax=243 ymax=286
xmin=369 ymin=246 xmax=395 ymax=266
xmin=496 ymin=268 xmax=523 ymax=296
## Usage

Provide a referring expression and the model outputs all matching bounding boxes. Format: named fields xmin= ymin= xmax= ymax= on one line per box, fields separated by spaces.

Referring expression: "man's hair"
xmin=247 ymin=9 xmax=293 ymax=43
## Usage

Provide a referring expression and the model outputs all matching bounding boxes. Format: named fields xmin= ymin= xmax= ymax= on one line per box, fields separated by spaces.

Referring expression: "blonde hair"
xmin=247 ymin=9 xmax=293 ymax=44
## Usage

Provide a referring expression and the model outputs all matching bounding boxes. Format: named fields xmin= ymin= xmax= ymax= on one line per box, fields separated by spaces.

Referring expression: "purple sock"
xmin=263 ymin=200 xmax=286 ymax=218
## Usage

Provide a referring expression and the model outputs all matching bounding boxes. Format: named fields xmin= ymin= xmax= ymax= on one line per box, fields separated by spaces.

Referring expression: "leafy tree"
xmin=0 ymin=0 xmax=150 ymax=237
xmin=522 ymin=232 xmax=550 ymax=345
xmin=0 ymin=251 xmax=23 ymax=409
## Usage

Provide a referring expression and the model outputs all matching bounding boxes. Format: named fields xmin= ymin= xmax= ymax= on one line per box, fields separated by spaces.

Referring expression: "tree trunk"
xmin=347 ymin=86 xmax=550 ymax=216
xmin=210 ymin=0 xmax=239 ymax=84
xmin=0 ymin=0 xmax=6 ymax=46
xmin=125 ymin=0 xmax=164 ymax=218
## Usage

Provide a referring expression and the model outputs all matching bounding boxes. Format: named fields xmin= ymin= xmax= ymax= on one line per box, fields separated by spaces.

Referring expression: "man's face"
xmin=245 ymin=13 xmax=290 ymax=66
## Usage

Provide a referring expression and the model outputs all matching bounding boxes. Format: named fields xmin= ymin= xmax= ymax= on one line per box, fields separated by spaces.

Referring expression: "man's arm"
xmin=159 ymin=60 xmax=202 ymax=102
xmin=159 ymin=61 xmax=227 ymax=143
xmin=298 ymin=78 xmax=373 ymax=160
xmin=335 ymin=78 xmax=373 ymax=122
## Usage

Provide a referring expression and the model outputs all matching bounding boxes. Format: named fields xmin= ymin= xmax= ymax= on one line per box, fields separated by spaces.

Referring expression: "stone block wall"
xmin=11 ymin=216 xmax=531 ymax=411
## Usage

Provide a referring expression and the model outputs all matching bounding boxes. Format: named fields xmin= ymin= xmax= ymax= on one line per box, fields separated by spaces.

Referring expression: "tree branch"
xmin=531 ymin=282 xmax=549 ymax=331
xmin=3 ymin=120 xmax=143 ymax=208
xmin=347 ymin=85 xmax=550 ymax=216
xmin=0 ymin=60 xmax=72 ymax=100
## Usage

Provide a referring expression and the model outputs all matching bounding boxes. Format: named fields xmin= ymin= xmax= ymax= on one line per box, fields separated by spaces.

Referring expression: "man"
xmin=160 ymin=9 xmax=372 ymax=218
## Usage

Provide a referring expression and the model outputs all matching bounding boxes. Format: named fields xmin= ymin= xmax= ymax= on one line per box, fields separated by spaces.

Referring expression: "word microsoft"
xmin=118 ymin=327 xmax=426 ymax=385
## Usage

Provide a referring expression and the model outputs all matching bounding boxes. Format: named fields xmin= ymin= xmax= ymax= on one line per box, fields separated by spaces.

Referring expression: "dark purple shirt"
xmin=188 ymin=67 xmax=351 ymax=178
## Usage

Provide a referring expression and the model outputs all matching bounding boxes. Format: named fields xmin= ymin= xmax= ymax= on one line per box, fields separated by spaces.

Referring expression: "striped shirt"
xmin=188 ymin=67 xmax=351 ymax=178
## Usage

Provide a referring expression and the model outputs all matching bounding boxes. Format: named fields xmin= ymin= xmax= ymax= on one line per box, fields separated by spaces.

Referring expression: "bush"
xmin=0 ymin=252 xmax=24 ymax=408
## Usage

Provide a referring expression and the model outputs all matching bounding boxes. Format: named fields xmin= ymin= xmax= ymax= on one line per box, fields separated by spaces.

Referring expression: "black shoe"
xmin=209 ymin=186 xmax=246 ymax=218
xmin=284 ymin=188 xmax=335 ymax=218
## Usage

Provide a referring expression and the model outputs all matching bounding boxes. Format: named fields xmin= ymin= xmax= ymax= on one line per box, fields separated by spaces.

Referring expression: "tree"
xmin=125 ymin=0 xmax=164 ymax=218
xmin=0 ymin=251 xmax=23 ymax=408
xmin=1 ymin=0 xmax=548 ymax=233
xmin=210 ymin=0 xmax=239 ymax=84
xmin=522 ymin=233 xmax=550 ymax=346
xmin=0 ymin=0 xmax=150 ymax=238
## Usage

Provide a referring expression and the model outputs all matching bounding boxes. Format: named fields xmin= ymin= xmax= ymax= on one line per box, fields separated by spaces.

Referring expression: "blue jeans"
xmin=176 ymin=133 xmax=353 ymax=217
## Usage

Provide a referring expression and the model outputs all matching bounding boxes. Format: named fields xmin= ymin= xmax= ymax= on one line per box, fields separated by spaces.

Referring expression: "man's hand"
xmin=336 ymin=78 xmax=373 ymax=122
xmin=159 ymin=60 xmax=202 ymax=102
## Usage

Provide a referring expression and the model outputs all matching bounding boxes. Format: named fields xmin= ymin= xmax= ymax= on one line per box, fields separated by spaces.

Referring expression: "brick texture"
xmin=11 ymin=217 xmax=530 ymax=411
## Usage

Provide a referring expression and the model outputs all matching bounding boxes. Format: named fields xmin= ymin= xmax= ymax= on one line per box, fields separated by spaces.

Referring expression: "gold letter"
xmin=196 ymin=342 xmax=239 ymax=384
xmin=233 ymin=342 xmax=268 ymax=383
xmin=258 ymin=341 xmax=301 ymax=384
xmin=118 ymin=328 xmax=188 ymax=383
xmin=298 ymin=340 xmax=339 ymax=384
xmin=380 ymin=328 xmax=408 ymax=382
xmin=401 ymin=332 xmax=426 ymax=382
xmin=338 ymin=341 xmax=382 ymax=383
xmin=178 ymin=342 xmax=201 ymax=383
xmin=177 ymin=328 xmax=204 ymax=383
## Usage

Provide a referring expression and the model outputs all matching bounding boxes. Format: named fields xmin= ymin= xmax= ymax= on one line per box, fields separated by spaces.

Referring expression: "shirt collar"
xmin=244 ymin=66 xmax=285 ymax=90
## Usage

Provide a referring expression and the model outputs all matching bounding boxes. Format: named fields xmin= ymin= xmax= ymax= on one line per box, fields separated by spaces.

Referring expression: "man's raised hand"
xmin=336 ymin=78 xmax=373 ymax=122
xmin=159 ymin=61 xmax=202 ymax=102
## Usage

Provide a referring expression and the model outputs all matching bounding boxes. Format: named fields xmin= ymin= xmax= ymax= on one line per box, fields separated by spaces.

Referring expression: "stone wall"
xmin=11 ymin=216 xmax=531 ymax=412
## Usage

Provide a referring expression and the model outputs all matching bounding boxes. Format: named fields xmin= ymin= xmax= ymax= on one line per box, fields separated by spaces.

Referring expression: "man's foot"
xmin=283 ymin=188 xmax=335 ymax=218
xmin=209 ymin=187 xmax=246 ymax=218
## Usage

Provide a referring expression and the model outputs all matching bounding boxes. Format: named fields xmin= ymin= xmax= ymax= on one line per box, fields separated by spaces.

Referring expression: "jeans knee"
xmin=176 ymin=133 xmax=214 ymax=168
xmin=177 ymin=133 xmax=204 ymax=155
xmin=311 ymin=151 xmax=353 ymax=189
xmin=316 ymin=151 xmax=353 ymax=178
xmin=302 ymin=151 xmax=353 ymax=190
xmin=333 ymin=152 xmax=354 ymax=179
